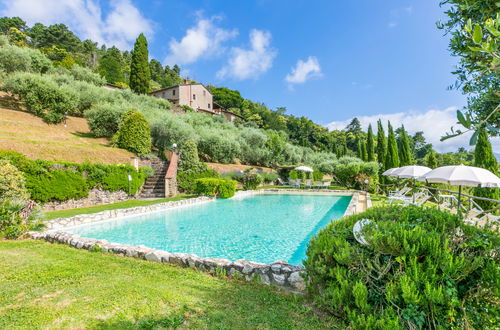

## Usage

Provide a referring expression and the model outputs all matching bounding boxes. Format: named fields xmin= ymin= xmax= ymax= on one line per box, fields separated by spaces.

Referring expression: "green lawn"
xmin=44 ymin=195 xmax=197 ymax=220
xmin=0 ymin=240 xmax=335 ymax=329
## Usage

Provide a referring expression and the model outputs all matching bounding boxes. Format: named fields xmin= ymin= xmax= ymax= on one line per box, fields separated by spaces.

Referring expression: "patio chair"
xmin=322 ymin=181 xmax=331 ymax=189
xmin=277 ymin=177 xmax=289 ymax=186
xmin=304 ymin=179 xmax=312 ymax=189
xmin=388 ymin=186 xmax=411 ymax=198
xmin=388 ymin=187 xmax=412 ymax=203
xmin=290 ymin=180 xmax=301 ymax=188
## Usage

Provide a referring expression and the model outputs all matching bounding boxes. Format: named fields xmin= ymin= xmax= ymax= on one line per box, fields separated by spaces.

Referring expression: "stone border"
xmin=26 ymin=231 xmax=306 ymax=293
xmin=36 ymin=189 xmax=368 ymax=293
xmin=44 ymin=196 xmax=214 ymax=231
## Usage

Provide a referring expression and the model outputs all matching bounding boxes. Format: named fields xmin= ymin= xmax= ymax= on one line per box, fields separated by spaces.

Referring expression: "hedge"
xmin=0 ymin=151 xmax=149 ymax=203
xmin=194 ymin=178 xmax=236 ymax=199
xmin=304 ymin=205 xmax=499 ymax=329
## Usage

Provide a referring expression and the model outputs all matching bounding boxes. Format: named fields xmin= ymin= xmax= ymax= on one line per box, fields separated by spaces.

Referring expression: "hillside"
xmin=0 ymin=92 xmax=134 ymax=164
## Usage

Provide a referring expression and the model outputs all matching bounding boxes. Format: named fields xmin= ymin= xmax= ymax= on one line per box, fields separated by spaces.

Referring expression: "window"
xmin=172 ymin=89 xmax=176 ymax=95
xmin=208 ymin=103 xmax=211 ymax=108
xmin=193 ymin=94 xmax=196 ymax=100
xmin=203 ymin=90 xmax=206 ymax=96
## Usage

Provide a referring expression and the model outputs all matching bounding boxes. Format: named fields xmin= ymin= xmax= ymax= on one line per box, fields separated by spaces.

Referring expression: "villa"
xmin=150 ymin=81 xmax=243 ymax=122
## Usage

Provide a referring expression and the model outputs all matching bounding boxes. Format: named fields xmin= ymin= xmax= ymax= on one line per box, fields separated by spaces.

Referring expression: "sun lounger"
xmin=278 ymin=178 xmax=289 ymax=186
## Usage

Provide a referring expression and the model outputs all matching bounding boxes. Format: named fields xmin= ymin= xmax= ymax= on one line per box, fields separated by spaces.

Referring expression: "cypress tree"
xmin=357 ymin=138 xmax=363 ymax=159
xmin=376 ymin=120 xmax=386 ymax=167
xmin=473 ymin=128 xmax=499 ymax=210
xmin=361 ymin=140 xmax=368 ymax=161
xmin=398 ymin=125 xmax=413 ymax=166
xmin=366 ymin=124 xmax=375 ymax=161
xmin=426 ymin=149 xmax=438 ymax=168
xmin=384 ymin=121 xmax=399 ymax=169
xmin=129 ymin=33 xmax=150 ymax=94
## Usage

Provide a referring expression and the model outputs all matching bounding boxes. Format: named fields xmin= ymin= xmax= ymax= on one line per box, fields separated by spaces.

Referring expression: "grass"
xmin=44 ymin=195 xmax=197 ymax=220
xmin=370 ymin=194 xmax=388 ymax=207
xmin=0 ymin=240 xmax=336 ymax=329
xmin=0 ymin=93 xmax=134 ymax=164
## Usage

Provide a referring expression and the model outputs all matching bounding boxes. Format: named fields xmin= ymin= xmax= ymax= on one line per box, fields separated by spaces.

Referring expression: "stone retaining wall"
xmin=27 ymin=231 xmax=306 ymax=293
xmin=43 ymin=187 xmax=131 ymax=211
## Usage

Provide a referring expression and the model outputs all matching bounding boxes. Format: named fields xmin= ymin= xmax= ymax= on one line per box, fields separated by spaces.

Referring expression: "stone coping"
xmin=44 ymin=196 xmax=215 ymax=231
xmin=36 ymin=189 xmax=367 ymax=293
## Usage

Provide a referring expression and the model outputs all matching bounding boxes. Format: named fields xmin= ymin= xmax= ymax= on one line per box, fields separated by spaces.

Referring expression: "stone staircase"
xmin=139 ymin=159 xmax=169 ymax=199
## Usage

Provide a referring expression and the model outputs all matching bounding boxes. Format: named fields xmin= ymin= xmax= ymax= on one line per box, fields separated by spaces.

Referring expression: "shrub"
xmin=2 ymin=72 xmax=78 ymax=123
xmin=68 ymin=65 xmax=106 ymax=86
xmin=260 ymin=172 xmax=279 ymax=184
xmin=305 ymin=205 xmax=499 ymax=329
xmin=27 ymin=170 xmax=89 ymax=203
xmin=197 ymin=133 xmax=240 ymax=163
xmin=241 ymin=170 xmax=264 ymax=190
xmin=194 ymin=178 xmax=236 ymax=199
xmin=0 ymin=44 xmax=52 ymax=74
xmin=178 ymin=139 xmax=200 ymax=170
xmin=0 ymin=160 xmax=29 ymax=200
xmin=312 ymin=169 xmax=323 ymax=181
xmin=85 ymin=103 xmax=126 ymax=137
xmin=115 ymin=110 xmax=152 ymax=157
xmin=0 ymin=151 xmax=147 ymax=202
xmin=326 ymin=157 xmax=379 ymax=189
xmin=0 ymin=199 xmax=44 ymax=239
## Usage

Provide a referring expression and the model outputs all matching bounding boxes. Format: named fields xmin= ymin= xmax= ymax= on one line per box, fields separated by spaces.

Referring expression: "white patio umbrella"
xmin=392 ymin=165 xmax=432 ymax=179
xmin=382 ymin=167 xmax=399 ymax=176
xmin=418 ymin=164 xmax=500 ymax=212
xmin=294 ymin=166 xmax=314 ymax=172
xmin=392 ymin=165 xmax=432 ymax=203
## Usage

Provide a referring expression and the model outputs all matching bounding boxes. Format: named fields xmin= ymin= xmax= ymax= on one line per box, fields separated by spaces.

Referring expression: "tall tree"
xmin=361 ymin=140 xmax=368 ymax=161
xmin=366 ymin=124 xmax=375 ymax=161
xmin=473 ymin=128 xmax=499 ymax=210
xmin=357 ymin=138 xmax=363 ymax=159
xmin=384 ymin=121 xmax=399 ymax=170
xmin=426 ymin=149 xmax=438 ymax=168
xmin=376 ymin=120 xmax=386 ymax=166
xmin=397 ymin=125 xmax=413 ymax=166
xmin=98 ymin=46 xmax=124 ymax=84
xmin=129 ymin=33 xmax=150 ymax=94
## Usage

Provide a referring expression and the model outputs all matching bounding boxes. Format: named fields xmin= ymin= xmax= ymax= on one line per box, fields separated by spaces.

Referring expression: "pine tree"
xmin=473 ymin=128 xmax=499 ymax=210
xmin=426 ymin=149 xmax=438 ymax=168
xmin=376 ymin=120 xmax=386 ymax=167
xmin=398 ymin=125 xmax=413 ymax=166
xmin=366 ymin=124 xmax=375 ymax=161
xmin=129 ymin=33 xmax=150 ymax=94
xmin=384 ymin=121 xmax=399 ymax=169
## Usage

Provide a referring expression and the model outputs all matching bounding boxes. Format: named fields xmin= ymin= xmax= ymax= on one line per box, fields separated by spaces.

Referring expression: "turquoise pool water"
xmin=68 ymin=193 xmax=351 ymax=265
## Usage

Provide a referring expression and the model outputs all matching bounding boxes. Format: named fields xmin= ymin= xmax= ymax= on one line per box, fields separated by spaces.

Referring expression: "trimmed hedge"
xmin=304 ymin=205 xmax=499 ymax=329
xmin=194 ymin=178 xmax=236 ymax=199
xmin=0 ymin=151 xmax=148 ymax=203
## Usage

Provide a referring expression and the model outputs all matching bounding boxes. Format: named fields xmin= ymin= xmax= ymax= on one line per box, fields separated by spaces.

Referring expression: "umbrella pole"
xmin=413 ymin=178 xmax=416 ymax=204
xmin=457 ymin=185 xmax=462 ymax=216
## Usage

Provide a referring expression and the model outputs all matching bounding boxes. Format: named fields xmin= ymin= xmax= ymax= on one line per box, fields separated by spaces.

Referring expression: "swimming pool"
xmin=67 ymin=193 xmax=351 ymax=265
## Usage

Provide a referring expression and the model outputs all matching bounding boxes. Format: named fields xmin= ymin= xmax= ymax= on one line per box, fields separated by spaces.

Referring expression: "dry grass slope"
xmin=0 ymin=92 xmax=134 ymax=164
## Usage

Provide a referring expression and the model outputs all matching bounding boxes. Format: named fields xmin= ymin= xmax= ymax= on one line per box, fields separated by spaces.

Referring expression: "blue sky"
xmin=2 ymin=0 xmax=498 ymax=153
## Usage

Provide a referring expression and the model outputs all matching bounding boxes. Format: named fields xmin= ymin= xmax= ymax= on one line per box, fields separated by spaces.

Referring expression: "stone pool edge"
xmin=29 ymin=189 xmax=369 ymax=293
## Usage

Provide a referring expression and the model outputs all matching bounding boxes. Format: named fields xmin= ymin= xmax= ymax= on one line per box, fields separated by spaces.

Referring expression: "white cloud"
xmin=325 ymin=107 xmax=500 ymax=153
xmin=1 ymin=0 xmax=153 ymax=49
xmin=388 ymin=5 xmax=413 ymax=29
xmin=285 ymin=56 xmax=322 ymax=84
xmin=164 ymin=16 xmax=237 ymax=66
xmin=217 ymin=29 xmax=276 ymax=80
